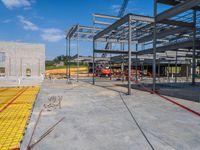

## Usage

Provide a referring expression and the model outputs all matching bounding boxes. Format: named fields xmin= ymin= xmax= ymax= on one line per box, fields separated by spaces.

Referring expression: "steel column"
xmin=66 ymin=38 xmax=68 ymax=80
xmin=128 ymin=16 xmax=132 ymax=95
xmin=121 ymin=42 xmax=125 ymax=82
xmin=153 ymin=0 xmax=157 ymax=91
xmin=135 ymin=44 xmax=138 ymax=82
xmin=109 ymin=42 xmax=112 ymax=80
xmin=92 ymin=39 xmax=95 ymax=85
xmin=68 ymin=38 xmax=71 ymax=79
xmin=158 ymin=59 xmax=160 ymax=82
xmin=192 ymin=10 xmax=196 ymax=85
xmin=77 ymin=25 xmax=80 ymax=82
xmin=175 ymin=50 xmax=178 ymax=83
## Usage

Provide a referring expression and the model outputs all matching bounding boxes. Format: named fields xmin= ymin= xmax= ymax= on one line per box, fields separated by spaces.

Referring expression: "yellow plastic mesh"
xmin=0 ymin=86 xmax=40 ymax=150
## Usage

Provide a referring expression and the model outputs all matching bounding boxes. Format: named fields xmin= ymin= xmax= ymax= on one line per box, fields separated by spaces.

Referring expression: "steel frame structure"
xmin=66 ymin=0 xmax=200 ymax=94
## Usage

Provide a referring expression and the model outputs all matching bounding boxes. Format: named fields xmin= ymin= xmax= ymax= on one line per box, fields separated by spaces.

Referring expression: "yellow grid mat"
xmin=0 ymin=86 xmax=40 ymax=150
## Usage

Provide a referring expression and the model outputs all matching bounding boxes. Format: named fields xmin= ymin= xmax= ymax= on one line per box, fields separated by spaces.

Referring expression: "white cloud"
xmin=41 ymin=28 xmax=64 ymax=42
xmin=17 ymin=15 xmax=64 ymax=42
xmin=18 ymin=15 xmax=39 ymax=31
xmin=1 ymin=0 xmax=33 ymax=9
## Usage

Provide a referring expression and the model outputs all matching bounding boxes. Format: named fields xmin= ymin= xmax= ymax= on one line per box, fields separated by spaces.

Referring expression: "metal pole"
xmin=186 ymin=60 xmax=189 ymax=82
xmin=135 ymin=44 xmax=138 ymax=82
xmin=192 ymin=10 xmax=196 ymax=85
xmin=109 ymin=42 xmax=112 ymax=80
xmin=199 ymin=62 xmax=200 ymax=75
xmin=158 ymin=59 xmax=160 ymax=82
xmin=92 ymin=39 xmax=95 ymax=85
xmin=77 ymin=25 xmax=80 ymax=82
xmin=128 ymin=15 xmax=132 ymax=95
xmin=153 ymin=0 xmax=157 ymax=91
xmin=68 ymin=38 xmax=71 ymax=79
xmin=121 ymin=42 xmax=125 ymax=82
xmin=66 ymin=38 xmax=68 ymax=80
xmin=141 ymin=62 xmax=144 ymax=80
xmin=175 ymin=50 xmax=178 ymax=83
xmin=168 ymin=61 xmax=170 ymax=82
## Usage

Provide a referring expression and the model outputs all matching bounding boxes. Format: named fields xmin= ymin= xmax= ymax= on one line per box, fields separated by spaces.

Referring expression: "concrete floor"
xmin=131 ymin=81 xmax=200 ymax=102
xmin=0 ymin=76 xmax=43 ymax=87
xmin=21 ymin=78 xmax=200 ymax=150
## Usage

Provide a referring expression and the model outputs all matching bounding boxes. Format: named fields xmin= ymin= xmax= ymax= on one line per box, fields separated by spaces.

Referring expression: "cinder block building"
xmin=0 ymin=41 xmax=45 ymax=77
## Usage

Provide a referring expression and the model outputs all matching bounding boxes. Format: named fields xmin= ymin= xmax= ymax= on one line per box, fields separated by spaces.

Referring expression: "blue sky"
xmin=0 ymin=0 xmax=166 ymax=60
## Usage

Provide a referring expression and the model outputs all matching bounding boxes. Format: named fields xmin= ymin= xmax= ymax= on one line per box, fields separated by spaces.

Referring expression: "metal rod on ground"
xmin=153 ymin=0 xmax=157 ymax=91
xmin=28 ymin=117 xmax=65 ymax=149
xmin=27 ymin=109 xmax=43 ymax=150
xmin=128 ymin=15 xmax=132 ymax=95
xmin=192 ymin=10 xmax=196 ymax=85
xmin=77 ymin=25 xmax=80 ymax=82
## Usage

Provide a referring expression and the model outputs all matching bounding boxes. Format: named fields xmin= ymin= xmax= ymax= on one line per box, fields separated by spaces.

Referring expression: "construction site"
xmin=0 ymin=0 xmax=200 ymax=150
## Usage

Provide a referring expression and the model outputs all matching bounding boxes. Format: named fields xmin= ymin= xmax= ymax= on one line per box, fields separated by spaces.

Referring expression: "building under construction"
xmin=0 ymin=1 xmax=200 ymax=150
xmin=66 ymin=0 xmax=200 ymax=98
xmin=0 ymin=41 xmax=45 ymax=77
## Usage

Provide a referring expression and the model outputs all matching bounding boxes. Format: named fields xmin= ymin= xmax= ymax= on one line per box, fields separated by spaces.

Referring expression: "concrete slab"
xmin=21 ymin=79 xmax=200 ymax=150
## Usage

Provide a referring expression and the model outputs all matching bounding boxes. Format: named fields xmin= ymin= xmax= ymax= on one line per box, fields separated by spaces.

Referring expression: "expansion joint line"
xmin=119 ymin=92 xmax=155 ymax=150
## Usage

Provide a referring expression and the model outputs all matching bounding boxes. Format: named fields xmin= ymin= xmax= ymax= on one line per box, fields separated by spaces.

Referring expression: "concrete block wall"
xmin=0 ymin=41 xmax=45 ymax=77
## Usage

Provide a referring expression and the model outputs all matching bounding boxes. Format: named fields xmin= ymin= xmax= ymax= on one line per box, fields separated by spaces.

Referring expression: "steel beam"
xmin=93 ymin=21 xmax=112 ymax=26
xmin=66 ymin=26 xmax=75 ymax=39
xmin=137 ymin=40 xmax=200 ymax=55
xmin=156 ymin=0 xmax=200 ymax=22
xmin=94 ymin=49 xmax=136 ymax=55
xmin=68 ymin=25 xmax=78 ymax=39
xmin=157 ymin=0 xmax=200 ymax=11
xmin=93 ymin=13 xmax=120 ymax=20
xmin=161 ymin=19 xmax=194 ymax=28
xmin=94 ymin=14 xmax=129 ymax=40
xmin=138 ymin=27 xmax=191 ymax=43
xmin=157 ymin=0 xmax=179 ymax=6
xmin=131 ymin=14 xmax=154 ymax=22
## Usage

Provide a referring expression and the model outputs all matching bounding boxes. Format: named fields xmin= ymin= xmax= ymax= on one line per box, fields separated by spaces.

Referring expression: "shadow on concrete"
xmin=118 ymin=82 xmax=200 ymax=103
xmin=82 ymin=80 xmax=128 ymax=95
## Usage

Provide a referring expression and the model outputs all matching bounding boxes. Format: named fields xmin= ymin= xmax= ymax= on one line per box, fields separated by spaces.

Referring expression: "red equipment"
xmin=96 ymin=66 xmax=111 ymax=77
